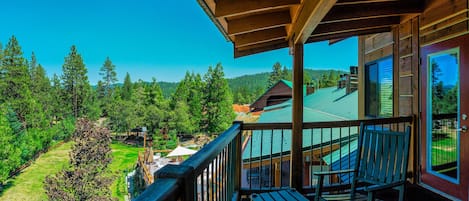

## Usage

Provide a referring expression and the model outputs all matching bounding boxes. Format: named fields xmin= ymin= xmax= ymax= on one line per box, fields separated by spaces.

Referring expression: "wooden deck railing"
xmin=138 ymin=152 xmax=154 ymax=185
xmin=135 ymin=122 xmax=242 ymax=201
xmin=135 ymin=116 xmax=414 ymax=201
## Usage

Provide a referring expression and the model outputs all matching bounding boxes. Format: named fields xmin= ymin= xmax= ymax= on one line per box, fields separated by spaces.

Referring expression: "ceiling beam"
xmin=215 ymin=0 xmax=300 ymax=18
xmin=235 ymin=27 xmax=287 ymax=48
xmin=322 ymin=1 xmax=424 ymax=23
xmin=227 ymin=10 xmax=291 ymax=36
xmin=289 ymin=0 xmax=337 ymax=44
xmin=335 ymin=0 xmax=399 ymax=6
xmin=328 ymin=38 xmax=347 ymax=45
xmin=313 ymin=17 xmax=400 ymax=35
xmin=234 ymin=39 xmax=289 ymax=58
xmin=306 ymin=27 xmax=392 ymax=43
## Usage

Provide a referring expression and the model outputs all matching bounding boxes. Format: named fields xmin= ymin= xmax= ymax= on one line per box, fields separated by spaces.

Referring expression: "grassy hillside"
xmin=0 ymin=142 xmax=72 ymax=201
xmin=0 ymin=142 xmax=140 ymax=201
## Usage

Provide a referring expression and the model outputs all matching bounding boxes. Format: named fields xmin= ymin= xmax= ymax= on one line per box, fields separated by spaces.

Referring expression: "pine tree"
xmin=98 ymin=57 xmax=117 ymax=117
xmin=268 ymin=62 xmax=283 ymax=87
xmin=281 ymin=66 xmax=290 ymax=80
xmin=50 ymin=74 xmax=66 ymax=120
xmin=99 ymin=57 xmax=117 ymax=97
xmin=0 ymin=106 xmax=21 ymax=187
xmin=170 ymin=71 xmax=192 ymax=110
xmin=144 ymin=78 xmax=166 ymax=133
xmin=0 ymin=42 xmax=4 ymax=97
xmin=29 ymin=53 xmax=52 ymax=127
xmin=61 ymin=45 xmax=91 ymax=118
xmin=169 ymin=101 xmax=194 ymax=134
xmin=121 ymin=72 xmax=132 ymax=101
xmin=1 ymin=36 xmax=34 ymax=122
xmin=44 ymin=119 xmax=113 ymax=201
xmin=202 ymin=63 xmax=235 ymax=135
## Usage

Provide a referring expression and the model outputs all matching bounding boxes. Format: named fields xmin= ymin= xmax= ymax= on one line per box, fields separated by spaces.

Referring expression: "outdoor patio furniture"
xmin=251 ymin=189 xmax=308 ymax=201
xmin=314 ymin=123 xmax=411 ymax=201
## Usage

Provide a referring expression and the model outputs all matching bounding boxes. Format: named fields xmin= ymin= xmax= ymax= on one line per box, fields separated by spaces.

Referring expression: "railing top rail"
xmin=134 ymin=178 xmax=180 ymax=201
xmin=242 ymin=116 xmax=413 ymax=130
xmin=181 ymin=122 xmax=241 ymax=174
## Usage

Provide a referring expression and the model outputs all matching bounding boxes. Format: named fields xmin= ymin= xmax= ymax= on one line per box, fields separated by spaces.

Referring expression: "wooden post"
xmin=275 ymin=162 xmax=281 ymax=187
xmin=291 ymin=43 xmax=304 ymax=191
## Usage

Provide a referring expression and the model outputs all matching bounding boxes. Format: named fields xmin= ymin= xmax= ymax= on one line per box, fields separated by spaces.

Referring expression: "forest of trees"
xmin=0 ymin=36 xmax=235 ymax=192
xmin=229 ymin=62 xmax=344 ymax=104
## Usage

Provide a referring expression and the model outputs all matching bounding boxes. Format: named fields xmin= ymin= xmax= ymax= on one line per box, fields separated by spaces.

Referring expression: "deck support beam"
xmin=291 ymin=43 xmax=304 ymax=191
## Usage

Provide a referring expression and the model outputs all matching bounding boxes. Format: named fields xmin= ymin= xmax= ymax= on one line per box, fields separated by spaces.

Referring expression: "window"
xmin=365 ymin=56 xmax=393 ymax=117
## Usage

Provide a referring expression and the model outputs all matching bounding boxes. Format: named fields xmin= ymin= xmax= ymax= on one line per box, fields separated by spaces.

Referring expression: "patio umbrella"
xmin=167 ymin=146 xmax=197 ymax=157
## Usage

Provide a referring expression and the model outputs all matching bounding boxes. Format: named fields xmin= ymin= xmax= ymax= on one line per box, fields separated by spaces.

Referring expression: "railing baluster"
xmin=249 ymin=130 xmax=253 ymax=189
xmin=280 ymin=129 xmax=284 ymax=187
xmin=310 ymin=128 xmax=313 ymax=187
xmin=206 ymin=166 xmax=209 ymax=200
xmin=270 ymin=129 xmax=273 ymax=189
xmin=339 ymin=126 xmax=342 ymax=186
xmin=320 ymin=128 xmax=323 ymax=171
xmin=260 ymin=130 xmax=263 ymax=189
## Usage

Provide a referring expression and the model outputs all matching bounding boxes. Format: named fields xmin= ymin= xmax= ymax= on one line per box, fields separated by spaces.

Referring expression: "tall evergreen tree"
xmin=0 ymin=106 xmax=21 ymax=188
xmin=171 ymin=71 xmax=191 ymax=108
xmin=268 ymin=62 xmax=283 ymax=87
xmin=29 ymin=54 xmax=52 ymax=127
xmin=144 ymin=78 xmax=166 ymax=134
xmin=99 ymin=57 xmax=117 ymax=97
xmin=98 ymin=57 xmax=117 ymax=116
xmin=61 ymin=45 xmax=91 ymax=118
xmin=202 ymin=63 xmax=235 ymax=135
xmin=281 ymin=66 xmax=290 ymax=80
xmin=188 ymin=73 xmax=204 ymax=132
xmin=1 ymin=36 xmax=34 ymax=122
xmin=50 ymin=74 xmax=66 ymax=120
xmin=121 ymin=72 xmax=132 ymax=101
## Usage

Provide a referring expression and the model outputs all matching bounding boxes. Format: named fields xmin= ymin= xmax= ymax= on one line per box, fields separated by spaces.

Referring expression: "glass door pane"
xmin=427 ymin=48 xmax=459 ymax=181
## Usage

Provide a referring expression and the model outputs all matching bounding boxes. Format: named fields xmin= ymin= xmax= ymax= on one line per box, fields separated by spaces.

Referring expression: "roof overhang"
xmin=197 ymin=0 xmax=425 ymax=58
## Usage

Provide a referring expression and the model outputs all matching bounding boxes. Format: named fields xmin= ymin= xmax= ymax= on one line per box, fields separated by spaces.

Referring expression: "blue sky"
xmin=0 ymin=0 xmax=358 ymax=84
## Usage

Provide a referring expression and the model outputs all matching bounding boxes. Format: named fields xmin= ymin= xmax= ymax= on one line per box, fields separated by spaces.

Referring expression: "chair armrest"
xmin=364 ymin=181 xmax=405 ymax=192
xmin=313 ymin=169 xmax=355 ymax=176
xmin=314 ymin=169 xmax=355 ymax=201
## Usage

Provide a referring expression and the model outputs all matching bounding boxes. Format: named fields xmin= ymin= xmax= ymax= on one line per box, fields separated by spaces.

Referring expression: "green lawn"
xmin=0 ymin=141 xmax=141 ymax=201
xmin=109 ymin=142 xmax=141 ymax=201
xmin=0 ymin=142 xmax=72 ymax=201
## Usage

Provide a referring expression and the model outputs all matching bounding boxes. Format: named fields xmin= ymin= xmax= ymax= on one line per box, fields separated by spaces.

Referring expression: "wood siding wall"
xmin=358 ymin=0 xmax=469 ymax=184
xmin=420 ymin=0 xmax=469 ymax=47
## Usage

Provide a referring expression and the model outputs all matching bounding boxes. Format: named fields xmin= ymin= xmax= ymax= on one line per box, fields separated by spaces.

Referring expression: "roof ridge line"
xmin=303 ymin=107 xmax=349 ymax=121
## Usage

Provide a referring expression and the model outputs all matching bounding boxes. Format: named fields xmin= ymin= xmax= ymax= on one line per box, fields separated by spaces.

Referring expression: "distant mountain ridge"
xmin=101 ymin=68 xmax=347 ymax=100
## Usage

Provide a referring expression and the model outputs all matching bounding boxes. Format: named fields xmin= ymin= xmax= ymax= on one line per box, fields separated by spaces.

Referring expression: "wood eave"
xmin=197 ymin=0 xmax=425 ymax=58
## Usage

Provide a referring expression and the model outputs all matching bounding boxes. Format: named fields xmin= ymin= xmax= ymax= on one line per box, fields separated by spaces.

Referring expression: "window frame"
xmin=364 ymin=56 xmax=393 ymax=118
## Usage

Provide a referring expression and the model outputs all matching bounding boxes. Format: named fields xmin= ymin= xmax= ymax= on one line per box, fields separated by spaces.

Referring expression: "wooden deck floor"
xmin=243 ymin=183 xmax=451 ymax=201
xmin=374 ymin=183 xmax=450 ymax=201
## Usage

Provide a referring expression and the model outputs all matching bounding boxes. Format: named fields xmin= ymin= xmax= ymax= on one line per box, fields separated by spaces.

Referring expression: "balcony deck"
xmin=134 ymin=116 xmax=453 ymax=201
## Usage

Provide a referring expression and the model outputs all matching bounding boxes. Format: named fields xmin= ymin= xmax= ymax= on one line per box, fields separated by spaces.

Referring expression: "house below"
xmin=250 ymin=80 xmax=313 ymax=112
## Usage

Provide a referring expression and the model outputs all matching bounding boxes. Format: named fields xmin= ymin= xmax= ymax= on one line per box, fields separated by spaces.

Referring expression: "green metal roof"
xmin=243 ymin=87 xmax=358 ymax=160
xmin=322 ymin=139 xmax=358 ymax=165
xmin=280 ymin=80 xmax=294 ymax=88
xmin=263 ymin=87 xmax=357 ymax=119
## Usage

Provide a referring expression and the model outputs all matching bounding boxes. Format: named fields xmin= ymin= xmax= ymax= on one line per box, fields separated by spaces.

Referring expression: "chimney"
xmin=306 ymin=82 xmax=315 ymax=95
xmin=346 ymin=66 xmax=358 ymax=94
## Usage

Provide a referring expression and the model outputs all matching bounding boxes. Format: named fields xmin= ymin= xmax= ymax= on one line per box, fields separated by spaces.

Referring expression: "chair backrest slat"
xmin=355 ymin=124 xmax=411 ymax=185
